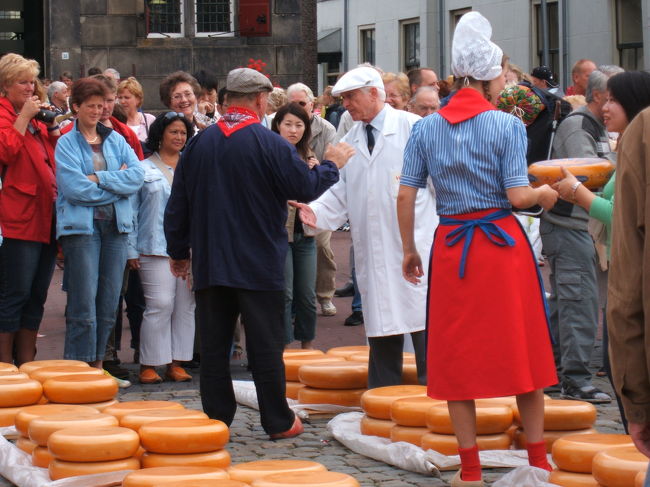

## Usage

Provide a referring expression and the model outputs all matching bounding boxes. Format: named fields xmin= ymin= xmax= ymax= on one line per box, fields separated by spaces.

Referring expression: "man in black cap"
xmin=531 ymin=65 xmax=563 ymax=96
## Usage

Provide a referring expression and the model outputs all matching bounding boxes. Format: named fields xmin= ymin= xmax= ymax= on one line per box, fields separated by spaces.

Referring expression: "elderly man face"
xmin=287 ymin=89 xmax=314 ymax=118
xmin=51 ymin=85 xmax=68 ymax=107
xmin=411 ymin=89 xmax=440 ymax=117
xmin=419 ymin=69 xmax=438 ymax=90
xmin=573 ymin=61 xmax=597 ymax=95
xmin=341 ymin=87 xmax=382 ymax=124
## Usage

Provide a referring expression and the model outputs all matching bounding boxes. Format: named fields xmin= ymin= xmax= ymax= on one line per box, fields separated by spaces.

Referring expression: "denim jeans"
xmin=284 ymin=234 xmax=317 ymax=344
xmin=60 ymin=219 xmax=128 ymax=362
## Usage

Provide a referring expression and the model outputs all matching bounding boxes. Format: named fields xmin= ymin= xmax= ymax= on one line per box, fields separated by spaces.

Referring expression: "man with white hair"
xmin=47 ymin=81 xmax=69 ymax=116
xmin=408 ymin=86 xmax=440 ymax=117
xmin=293 ymin=67 xmax=438 ymax=388
xmin=104 ymin=68 xmax=120 ymax=83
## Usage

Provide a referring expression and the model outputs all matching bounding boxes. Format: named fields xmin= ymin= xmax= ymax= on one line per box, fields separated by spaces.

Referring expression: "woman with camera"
xmin=0 ymin=53 xmax=60 ymax=365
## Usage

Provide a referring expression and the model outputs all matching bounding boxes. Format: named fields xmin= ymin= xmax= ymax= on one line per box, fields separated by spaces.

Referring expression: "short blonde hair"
xmin=117 ymin=77 xmax=144 ymax=107
xmin=0 ymin=53 xmax=39 ymax=94
xmin=267 ymin=87 xmax=287 ymax=113
xmin=382 ymin=72 xmax=410 ymax=102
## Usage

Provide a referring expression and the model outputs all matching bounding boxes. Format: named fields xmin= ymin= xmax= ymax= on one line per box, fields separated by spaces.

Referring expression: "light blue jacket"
xmin=55 ymin=121 xmax=144 ymax=238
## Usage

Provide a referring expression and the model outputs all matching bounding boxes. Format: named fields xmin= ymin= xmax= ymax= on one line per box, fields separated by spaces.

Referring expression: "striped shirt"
xmin=401 ymin=110 xmax=529 ymax=215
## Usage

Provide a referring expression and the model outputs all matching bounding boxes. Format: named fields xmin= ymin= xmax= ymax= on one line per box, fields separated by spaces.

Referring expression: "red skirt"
xmin=427 ymin=208 xmax=557 ymax=400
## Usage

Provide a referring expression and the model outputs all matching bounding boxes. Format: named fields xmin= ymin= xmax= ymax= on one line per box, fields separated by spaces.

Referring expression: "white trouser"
xmin=138 ymin=255 xmax=195 ymax=366
xmin=516 ymin=214 xmax=543 ymax=262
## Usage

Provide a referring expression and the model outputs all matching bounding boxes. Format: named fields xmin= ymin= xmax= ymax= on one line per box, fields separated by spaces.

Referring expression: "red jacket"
xmin=61 ymin=117 xmax=145 ymax=160
xmin=0 ymin=97 xmax=58 ymax=243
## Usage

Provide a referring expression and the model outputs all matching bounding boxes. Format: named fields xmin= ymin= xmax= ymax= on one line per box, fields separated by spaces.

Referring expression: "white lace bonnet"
xmin=452 ymin=11 xmax=503 ymax=82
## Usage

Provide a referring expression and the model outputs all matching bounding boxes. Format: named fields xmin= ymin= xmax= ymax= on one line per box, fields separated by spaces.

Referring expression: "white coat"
xmin=310 ymin=105 xmax=438 ymax=337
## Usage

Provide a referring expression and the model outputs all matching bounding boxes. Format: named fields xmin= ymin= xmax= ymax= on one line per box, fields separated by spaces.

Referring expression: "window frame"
xmin=145 ymin=0 xmax=185 ymax=38
xmin=401 ymin=18 xmax=420 ymax=72
xmin=194 ymin=0 xmax=235 ymax=38
xmin=532 ymin=0 xmax=560 ymax=78
xmin=359 ymin=25 xmax=376 ymax=66
xmin=614 ymin=0 xmax=643 ymax=70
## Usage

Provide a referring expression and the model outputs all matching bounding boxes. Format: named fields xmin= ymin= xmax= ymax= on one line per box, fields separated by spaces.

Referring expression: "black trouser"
xmin=367 ymin=330 xmax=427 ymax=389
xmin=196 ymin=286 xmax=294 ymax=435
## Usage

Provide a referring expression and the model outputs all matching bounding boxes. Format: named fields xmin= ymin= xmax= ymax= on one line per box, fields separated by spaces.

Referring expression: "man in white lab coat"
xmin=294 ymin=67 xmax=438 ymax=388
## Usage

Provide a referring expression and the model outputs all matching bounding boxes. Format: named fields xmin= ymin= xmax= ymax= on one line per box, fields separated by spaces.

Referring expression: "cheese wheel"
xmin=512 ymin=399 xmax=597 ymax=431
xmin=390 ymin=396 xmax=443 ymax=427
xmin=29 ymin=365 xmax=104 ymax=383
xmin=139 ymin=418 xmax=229 ymax=454
xmin=636 ymin=470 xmax=646 ymax=487
xmin=552 ymin=434 xmax=634 ymax=473
xmin=298 ymin=361 xmax=368 ymax=389
xmin=251 ymin=471 xmax=360 ymax=487
xmin=284 ymin=356 xmax=340 ymax=382
xmin=548 ymin=469 xmax=600 ymax=487
xmin=43 ymin=374 xmax=118 ymax=404
xmin=359 ymin=415 xmax=395 ymax=439
xmin=75 ymin=398 xmax=120 ymax=412
xmin=0 ymin=378 xmax=42 ymax=407
xmin=121 ymin=408 xmax=209 ymax=432
xmin=158 ymin=482 xmax=248 ymax=487
xmin=360 ymin=385 xmax=427 ymax=419
xmin=103 ymin=400 xmax=185 ymax=420
xmin=122 ymin=466 xmax=229 ymax=486
xmin=19 ymin=360 xmax=89 ymax=375
xmin=326 ymin=346 xmax=370 ymax=359
xmin=286 ymin=381 xmax=306 ymax=400
xmin=592 ymin=446 xmax=649 ymax=487
xmin=347 ymin=352 xmax=416 ymax=364
xmin=28 ymin=412 xmax=118 ymax=446
xmin=515 ymin=428 xmax=598 ymax=453
xmin=0 ymin=371 xmax=29 ymax=380
xmin=0 ymin=362 xmax=18 ymax=372
xmin=401 ymin=363 xmax=419 ymax=385
xmin=48 ymin=426 xmax=140 ymax=462
xmin=0 ymin=405 xmax=25 ymax=426
xmin=389 ymin=424 xmax=429 ymax=446
xmin=14 ymin=404 xmax=99 ymax=436
xmin=283 ymin=349 xmax=325 ymax=358
xmin=228 ymin=460 xmax=327 ymax=483
xmin=32 ymin=445 xmax=54 ymax=468
xmin=15 ymin=435 xmax=38 ymax=455
xmin=528 ymin=158 xmax=614 ymax=190
xmin=297 ymin=387 xmax=365 ymax=407
xmin=421 ymin=432 xmax=512 ymax=456
xmin=49 ymin=457 xmax=140 ymax=480
xmin=426 ymin=400 xmax=514 ymax=435
xmin=141 ymin=449 xmax=231 ymax=469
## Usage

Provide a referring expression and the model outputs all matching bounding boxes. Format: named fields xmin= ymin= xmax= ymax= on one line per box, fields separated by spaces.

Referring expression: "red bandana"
xmin=438 ymin=87 xmax=496 ymax=124
xmin=217 ymin=106 xmax=260 ymax=137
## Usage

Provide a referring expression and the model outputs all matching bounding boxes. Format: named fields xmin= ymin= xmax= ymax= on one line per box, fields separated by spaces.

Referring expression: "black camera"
xmin=34 ymin=109 xmax=57 ymax=124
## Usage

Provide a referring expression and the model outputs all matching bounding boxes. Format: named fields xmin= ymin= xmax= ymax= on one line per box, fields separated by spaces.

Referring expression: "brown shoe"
xmin=269 ymin=414 xmax=304 ymax=440
xmin=165 ymin=364 xmax=192 ymax=382
xmin=450 ymin=471 xmax=484 ymax=487
xmin=139 ymin=367 xmax=162 ymax=384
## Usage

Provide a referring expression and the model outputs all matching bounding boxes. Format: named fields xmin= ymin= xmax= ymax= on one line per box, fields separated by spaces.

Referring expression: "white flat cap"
xmin=332 ymin=67 xmax=383 ymax=96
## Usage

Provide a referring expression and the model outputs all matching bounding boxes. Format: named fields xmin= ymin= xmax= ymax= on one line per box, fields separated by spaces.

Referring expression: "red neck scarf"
xmin=438 ymin=87 xmax=496 ymax=124
xmin=217 ymin=106 xmax=260 ymax=137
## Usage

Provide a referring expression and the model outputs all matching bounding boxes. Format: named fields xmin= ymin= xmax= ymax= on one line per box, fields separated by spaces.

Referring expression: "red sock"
xmin=458 ymin=444 xmax=482 ymax=481
xmin=527 ymin=440 xmax=552 ymax=471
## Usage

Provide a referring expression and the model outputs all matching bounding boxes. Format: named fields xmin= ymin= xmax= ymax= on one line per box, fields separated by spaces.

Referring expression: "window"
xmin=533 ymin=1 xmax=559 ymax=78
xmin=450 ymin=7 xmax=471 ymax=31
xmin=402 ymin=20 xmax=420 ymax=71
xmin=615 ymin=0 xmax=643 ymax=70
xmin=146 ymin=0 xmax=184 ymax=37
xmin=0 ymin=11 xmax=20 ymax=19
xmin=195 ymin=0 xmax=234 ymax=36
xmin=360 ymin=27 xmax=375 ymax=65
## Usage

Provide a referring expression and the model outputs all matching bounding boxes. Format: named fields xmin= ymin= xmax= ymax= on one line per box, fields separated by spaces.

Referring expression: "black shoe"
xmin=561 ymin=384 xmax=612 ymax=404
xmin=103 ymin=360 xmax=130 ymax=380
xmin=344 ymin=311 xmax=364 ymax=326
xmin=335 ymin=282 xmax=355 ymax=298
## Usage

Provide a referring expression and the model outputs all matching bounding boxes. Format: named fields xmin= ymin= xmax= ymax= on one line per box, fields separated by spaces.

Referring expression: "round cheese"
xmin=0 ymin=378 xmax=42 ymax=407
xmin=359 ymin=415 xmax=395 ymax=439
xmin=284 ymin=356 xmax=340 ymax=382
xmin=421 ymin=432 xmax=512 ymax=456
xmin=512 ymin=399 xmax=597 ymax=431
xmin=251 ymin=471 xmax=360 ymax=487
xmin=389 ymin=425 xmax=429 ymax=446
xmin=122 ymin=466 xmax=229 ymax=486
xmin=636 ymin=470 xmax=646 ymax=487
xmin=283 ymin=349 xmax=325 ymax=358
xmin=360 ymin=385 xmax=426 ymax=419
xmin=346 ymin=352 xmax=369 ymax=363
xmin=326 ymin=346 xmax=370 ymax=359
xmin=121 ymin=409 xmax=208 ymax=432
xmin=0 ymin=405 xmax=25 ymax=427
xmin=19 ymin=360 xmax=89 ymax=375
xmin=0 ymin=371 xmax=29 ymax=380
xmin=390 ymin=396 xmax=443 ymax=427
xmin=228 ymin=460 xmax=327 ymax=483
xmin=75 ymin=398 xmax=120 ymax=412
xmin=298 ymin=361 xmax=368 ymax=389
xmin=528 ymin=158 xmax=614 ymax=190
xmin=297 ymin=387 xmax=365 ymax=407
xmin=153 ymin=482 xmax=248 ymax=487
xmin=14 ymin=404 xmax=99 ymax=436
xmin=139 ymin=418 xmax=229 ymax=454
xmin=32 ymin=445 xmax=53 ymax=468
xmin=103 ymin=400 xmax=185 ymax=421
xmin=592 ymin=446 xmax=649 ymax=487
xmin=43 ymin=374 xmax=118 ymax=404
xmin=426 ymin=400 xmax=513 ymax=435
xmin=141 ymin=449 xmax=231 ymax=469
xmin=548 ymin=469 xmax=600 ymax=487
xmin=286 ymin=381 xmax=306 ymax=400
xmin=48 ymin=426 xmax=140 ymax=462
xmin=28 ymin=412 xmax=118 ymax=446
xmin=30 ymin=365 xmax=104 ymax=383
xmin=552 ymin=433 xmax=634 ymax=473
xmin=0 ymin=362 xmax=18 ymax=373
xmin=514 ymin=427 xmax=597 ymax=452
xmin=401 ymin=363 xmax=419 ymax=385
xmin=15 ymin=435 xmax=38 ymax=455
xmin=49 ymin=457 xmax=140 ymax=480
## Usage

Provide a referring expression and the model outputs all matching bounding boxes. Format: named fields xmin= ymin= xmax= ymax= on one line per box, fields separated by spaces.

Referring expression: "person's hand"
xmin=87 ymin=174 xmax=99 ymax=183
xmin=402 ymin=251 xmax=424 ymax=284
xmin=629 ymin=422 xmax=650 ymax=458
xmin=324 ymin=142 xmax=355 ymax=169
xmin=306 ymin=156 xmax=319 ymax=169
xmin=19 ymin=96 xmax=42 ymax=120
xmin=552 ymin=166 xmax=580 ymax=201
xmin=120 ymin=164 xmax=127 ymax=170
xmin=536 ymin=184 xmax=559 ymax=210
xmin=169 ymin=258 xmax=191 ymax=280
xmin=127 ymin=258 xmax=140 ymax=270
xmin=288 ymin=201 xmax=317 ymax=228
xmin=197 ymin=100 xmax=214 ymax=116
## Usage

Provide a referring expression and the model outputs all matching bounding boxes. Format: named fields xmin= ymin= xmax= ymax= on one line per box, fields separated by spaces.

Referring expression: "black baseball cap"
xmin=531 ymin=66 xmax=558 ymax=88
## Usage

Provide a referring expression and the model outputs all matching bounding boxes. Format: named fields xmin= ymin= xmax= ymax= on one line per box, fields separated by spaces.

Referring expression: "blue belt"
xmin=439 ymin=209 xmax=515 ymax=279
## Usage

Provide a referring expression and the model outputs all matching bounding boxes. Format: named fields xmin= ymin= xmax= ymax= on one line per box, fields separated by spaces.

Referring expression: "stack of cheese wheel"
xmin=326 ymin=345 xmax=370 ymax=360
xmin=283 ymin=349 xmax=326 ymax=400
xmin=297 ymin=360 xmax=368 ymax=407
xmin=18 ymin=359 xmax=90 ymax=375
xmin=103 ymin=400 xmax=185 ymax=422
xmin=0 ymin=362 xmax=40 ymax=427
xmin=512 ymin=399 xmax=597 ymax=452
xmin=42 ymin=373 xmax=118 ymax=405
xmin=122 ymin=466 xmax=231 ymax=486
xmin=345 ymin=351 xmax=420 ymax=385
xmin=636 ymin=470 xmax=646 ymax=487
xmin=422 ymin=400 xmax=514 ymax=455
xmin=549 ymin=434 xmax=634 ymax=486
xmin=228 ymin=459 xmax=327 ymax=484
xmin=251 ymin=470 xmax=360 ymax=486
xmin=592 ymin=446 xmax=649 ymax=487
xmin=359 ymin=385 xmax=426 ymax=439
xmin=388 ymin=396 xmax=442 ymax=446
xmin=284 ymin=353 xmax=339 ymax=401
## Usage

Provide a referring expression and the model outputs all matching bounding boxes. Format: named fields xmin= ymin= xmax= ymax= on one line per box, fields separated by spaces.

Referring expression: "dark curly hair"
xmin=271 ymin=102 xmax=312 ymax=160
xmin=159 ymin=71 xmax=201 ymax=108
xmin=146 ymin=112 xmax=194 ymax=153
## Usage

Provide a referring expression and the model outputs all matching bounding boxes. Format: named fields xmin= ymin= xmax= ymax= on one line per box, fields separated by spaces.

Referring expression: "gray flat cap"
xmin=226 ymin=68 xmax=273 ymax=93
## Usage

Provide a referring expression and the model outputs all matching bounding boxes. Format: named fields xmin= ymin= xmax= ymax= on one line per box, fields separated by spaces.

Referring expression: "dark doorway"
xmin=0 ymin=0 xmax=45 ymax=72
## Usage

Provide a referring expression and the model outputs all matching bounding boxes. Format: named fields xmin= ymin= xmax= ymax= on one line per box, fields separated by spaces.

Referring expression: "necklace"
xmin=82 ymin=132 xmax=99 ymax=144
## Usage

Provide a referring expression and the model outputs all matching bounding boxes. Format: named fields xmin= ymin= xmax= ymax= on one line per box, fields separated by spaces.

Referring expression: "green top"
xmin=588 ymin=171 xmax=615 ymax=258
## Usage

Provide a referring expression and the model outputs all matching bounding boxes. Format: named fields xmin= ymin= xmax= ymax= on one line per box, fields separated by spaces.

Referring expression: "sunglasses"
xmin=164 ymin=111 xmax=185 ymax=120
xmin=296 ymin=101 xmax=308 ymax=107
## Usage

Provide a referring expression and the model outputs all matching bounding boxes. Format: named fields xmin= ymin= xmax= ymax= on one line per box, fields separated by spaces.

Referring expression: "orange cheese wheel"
xmin=297 ymin=387 xmax=365 ymax=407
xmin=284 ymin=356 xmax=340 ymax=382
xmin=43 ymin=374 xmax=117 ymax=404
xmin=141 ymin=449 xmax=231 ymax=469
xmin=0 ymin=362 xmax=18 ymax=372
xmin=592 ymin=446 xmax=649 ymax=487
xmin=103 ymin=400 xmax=185 ymax=420
xmin=347 ymin=352 xmax=369 ymax=363
xmin=298 ymin=361 xmax=368 ymax=389
xmin=286 ymin=381 xmax=306 ymax=400
xmin=15 ymin=435 xmax=38 ymax=455
xmin=360 ymin=385 xmax=426 ymax=419
xmin=29 ymin=365 xmax=104 ymax=383
xmin=552 ymin=434 xmax=635 ymax=473
xmin=0 ymin=371 xmax=29 ymax=380
xmin=401 ymin=363 xmax=419 ymax=385
xmin=139 ymin=418 xmax=229 ymax=454
xmin=512 ymin=399 xmax=597 ymax=431
xmin=32 ymin=445 xmax=54 ymax=468
xmin=121 ymin=408 xmax=208 ymax=432
xmin=228 ymin=460 xmax=327 ymax=483
xmin=19 ymin=360 xmax=89 ymax=375
xmin=283 ymin=349 xmax=325 ymax=358
xmin=49 ymin=457 xmax=140 ymax=480
xmin=548 ymin=469 xmax=600 ymax=487
xmin=326 ymin=346 xmax=370 ymax=359
xmin=0 ymin=405 xmax=25 ymax=426
xmin=528 ymin=158 xmax=614 ymax=190
xmin=421 ymin=432 xmax=512 ymax=456
xmin=426 ymin=400 xmax=513 ymax=435
xmin=515 ymin=428 xmax=598 ymax=453
xmin=390 ymin=396 xmax=443 ymax=427
xmin=155 ymin=482 xmax=248 ymax=487
xmin=251 ymin=471 xmax=360 ymax=487
xmin=359 ymin=415 xmax=395 ymax=439
xmin=28 ymin=412 xmax=118 ymax=446
xmin=72 ymin=398 xmax=120 ymax=412
xmin=48 ymin=426 xmax=140 ymax=462
xmin=14 ymin=404 xmax=99 ymax=436
xmin=505 ymin=424 xmax=518 ymax=442
xmin=122 ymin=466 xmax=229 ymax=486
xmin=0 ymin=378 xmax=42 ymax=407
xmin=389 ymin=424 xmax=429 ymax=446
xmin=636 ymin=470 xmax=646 ymax=487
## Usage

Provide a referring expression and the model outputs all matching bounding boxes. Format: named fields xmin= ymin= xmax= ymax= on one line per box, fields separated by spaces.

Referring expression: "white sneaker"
xmin=320 ymin=300 xmax=337 ymax=316
xmin=104 ymin=369 xmax=131 ymax=389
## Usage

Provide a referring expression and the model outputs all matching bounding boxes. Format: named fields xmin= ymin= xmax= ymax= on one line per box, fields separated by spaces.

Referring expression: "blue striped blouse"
xmin=401 ymin=110 xmax=529 ymax=216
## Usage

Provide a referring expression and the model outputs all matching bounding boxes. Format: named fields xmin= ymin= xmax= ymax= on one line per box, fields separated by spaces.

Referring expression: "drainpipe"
xmin=561 ymin=0 xmax=569 ymax=90
xmin=541 ymin=0 xmax=549 ymax=66
xmin=438 ymin=0 xmax=445 ymax=76
xmin=343 ymin=0 xmax=349 ymax=71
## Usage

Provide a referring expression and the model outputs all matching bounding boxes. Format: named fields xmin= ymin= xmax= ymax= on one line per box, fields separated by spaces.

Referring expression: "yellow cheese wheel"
xmin=552 ymin=434 xmax=635 ymax=473
xmin=156 ymin=482 xmax=248 ymax=487
xmin=48 ymin=426 xmax=140 ymax=462
xmin=512 ymin=399 xmax=597 ymax=431
xmin=297 ymin=387 xmax=365 ymax=407
xmin=426 ymin=400 xmax=514 ymax=435
xmin=347 ymin=352 xmax=416 ymax=364
xmin=548 ymin=469 xmax=600 ymax=487
xmin=122 ymin=466 xmax=229 ymax=486
xmin=284 ymin=356 xmax=340 ymax=382
xmin=19 ymin=360 xmax=89 ymax=375
xmin=75 ymin=398 xmax=120 ymax=412
xmin=592 ymin=446 xmax=649 ymax=487
xmin=421 ymin=432 xmax=512 ymax=456
xmin=0 ymin=371 xmax=29 ymax=380
xmin=0 ymin=362 xmax=18 ymax=372
xmin=28 ymin=412 xmax=118 ymax=446
xmin=43 ymin=374 xmax=118 ymax=404
xmin=29 ymin=365 xmax=104 ymax=383
xmin=514 ymin=428 xmax=597 ymax=452
xmin=359 ymin=415 xmax=395 ymax=439
xmin=326 ymin=346 xmax=370 ymax=359
xmin=139 ymin=418 xmax=229 ymax=454
xmin=141 ymin=449 xmax=231 ymax=469
xmin=283 ymin=349 xmax=325 ymax=358
xmin=360 ymin=385 xmax=427 ymax=419
xmin=0 ymin=378 xmax=42 ymax=407
xmin=298 ymin=361 xmax=368 ymax=389
xmin=390 ymin=396 xmax=443 ymax=427
xmin=0 ymin=405 xmax=25 ymax=426
xmin=251 ymin=471 xmax=360 ymax=487
xmin=14 ymin=404 xmax=99 ymax=436
xmin=32 ymin=445 xmax=53 ymax=468
xmin=228 ymin=460 xmax=327 ymax=483
xmin=505 ymin=424 xmax=518 ymax=442
xmin=528 ymin=158 xmax=614 ymax=190
xmin=121 ymin=408 xmax=208 ymax=432
xmin=103 ymin=400 xmax=185 ymax=420
xmin=49 ymin=457 xmax=140 ymax=480
xmin=389 ymin=424 xmax=429 ymax=446
xmin=286 ymin=381 xmax=306 ymax=400
xmin=636 ymin=470 xmax=646 ymax=487
xmin=401 ymin=363 xmax=419 ymax=385
xmin=15 ymin=435 xmax=38 ymax=455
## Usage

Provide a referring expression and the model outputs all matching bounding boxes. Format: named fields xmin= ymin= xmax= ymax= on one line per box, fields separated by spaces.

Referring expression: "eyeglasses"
xmin=171 ymin=91 xmax=194 ymax=102
xmin=164 ymin=112 xmax=185 ymax=120
xmin=296 ymin=101 xmax=308 ymax=107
